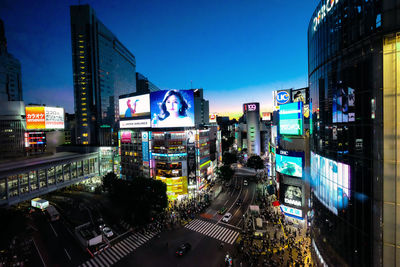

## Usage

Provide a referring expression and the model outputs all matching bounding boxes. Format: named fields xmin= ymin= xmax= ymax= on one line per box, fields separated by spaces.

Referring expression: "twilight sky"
xmin=1 ymin=0 xmax=318 ymax=119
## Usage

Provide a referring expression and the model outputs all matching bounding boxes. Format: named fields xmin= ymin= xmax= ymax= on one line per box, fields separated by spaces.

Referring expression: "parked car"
xmin=176 ymin=243 xmax=191 ymax=256
xmin=222 ymin=213 xmax=232 ymax=223
xmin=218 ymin=207 xmax=227 ymax=214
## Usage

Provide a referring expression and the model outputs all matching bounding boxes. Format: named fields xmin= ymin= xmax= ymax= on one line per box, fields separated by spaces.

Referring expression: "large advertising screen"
xmin=275 ymin=153 xmax=303 ymax=178
xmin=281 ymin=184 xmax=302 ymax=207
xmin=119 ymin=94 xmax=150 ymax=119
xmin=310 ymin=152 xmax=351 ymax=215
xmin=151 ymin=90 xmax=194 ymax=128
xmin=26 ymin=106 xmax=64 ymax=130
xmin=291 ymin=88 xmax=307 ymax=104
xmin=279 ymin=102 xmax=303 ymax=135
xmin=332 ymin=86 xmax=355 ymax=123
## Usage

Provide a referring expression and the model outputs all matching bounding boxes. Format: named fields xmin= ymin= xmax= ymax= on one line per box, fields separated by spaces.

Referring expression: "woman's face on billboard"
xmin=165 ymin=95 xmax=180 ymax=115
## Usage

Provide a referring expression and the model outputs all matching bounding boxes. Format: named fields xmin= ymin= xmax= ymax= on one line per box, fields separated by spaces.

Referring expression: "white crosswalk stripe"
xmin=79 ymin=230 xmax=158 ymax=267
xmin=185 ymin=219 xmax=239 ymax=244
xmin=101 ymin=251 xmax=115 ymax=265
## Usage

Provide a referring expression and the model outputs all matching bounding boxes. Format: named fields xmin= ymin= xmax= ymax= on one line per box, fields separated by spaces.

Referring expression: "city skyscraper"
xmin=70 ymin=5 xmax=137 ymax=145
xmin=308 ymin=0 xmax=400 ymax=266
xmin=0 ymin=19 xmax=23 ymax=101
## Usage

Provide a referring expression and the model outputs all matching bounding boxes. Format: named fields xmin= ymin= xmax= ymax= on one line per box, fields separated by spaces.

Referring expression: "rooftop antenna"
xmin=190 ymin=80 xmax=193 ymax=89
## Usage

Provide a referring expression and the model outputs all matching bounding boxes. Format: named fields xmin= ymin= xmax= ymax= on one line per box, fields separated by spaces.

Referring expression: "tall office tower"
xmin=0 ymin=20 xmax=23 ymax=101
xmin=70 ymin=5 xmax=136 ymax=145
xmin=308 ymin=1 xmax=400 ymax=266
xmin=243 ymin=103 xmax=260 ymax=155
xmin=193 ymin=88 xmax=209 ymax=127
xmin=136 ymin=72 xmax=160 ymax=93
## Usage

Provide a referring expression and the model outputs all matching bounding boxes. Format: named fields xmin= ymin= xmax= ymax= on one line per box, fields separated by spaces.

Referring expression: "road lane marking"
xmin=50 ymin=223 xmax=58 ymax=237
xmin=64 ymin=248 xmax=71 ymax=261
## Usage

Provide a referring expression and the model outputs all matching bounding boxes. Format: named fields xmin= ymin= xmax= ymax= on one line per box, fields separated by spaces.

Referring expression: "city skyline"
xmin=0 ymin=0 xmax=316 ymax=119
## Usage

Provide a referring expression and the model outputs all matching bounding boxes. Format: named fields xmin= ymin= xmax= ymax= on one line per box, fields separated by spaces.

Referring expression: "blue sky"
xmin=0 ymin=0 xmax=318 ymax=118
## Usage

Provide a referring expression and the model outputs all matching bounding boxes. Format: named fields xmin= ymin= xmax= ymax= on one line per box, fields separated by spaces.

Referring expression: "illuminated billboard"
xmin=262 ymin=112 xmax=271 ymax=121
xmin=333 ymin=86 xmax=355 ymax=123
xmin=156 ymin=176 xmax=188 ymax=200
xmin=26 ymin=106 xmax=64 ymax=130
xmin=121 ymin=131 xmax=132 ymax=143
xmin=310 ymin=152 xmax=351 ymax=215
xmin=151 ymin=90 xmax=194 ymax=128
xmin=291 ymin=88 xmax=307 ymax=104
xmin=243 ymin=103 xmax=260 ymax=113
xmin=209 ymin=113 xmax=217 ymax=123
xmin=279 ymin=102 xmax=303 ymax=135
xmin=119 ymin=94 xmax=150 ymax=119
xmin=275 ymin=153 xmax=303 ymax=178
xmin=275 ymin=90 xmax=290 ymax=105
xmin=281 ymin=184 xmax=302 ymax=207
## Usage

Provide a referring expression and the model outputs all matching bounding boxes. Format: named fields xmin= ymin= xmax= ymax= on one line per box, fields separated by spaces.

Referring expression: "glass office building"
xmin=70 ymin=5 xmax=136 ymax=146
xmin=308 ymin=0 xmax=400 ymax=266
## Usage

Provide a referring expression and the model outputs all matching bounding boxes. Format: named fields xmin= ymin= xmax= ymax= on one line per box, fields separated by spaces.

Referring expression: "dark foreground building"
xmin=70 ymin=5 xmax=136 ymax=146
xmin=308 ymin=0 xmax=400 ymax=266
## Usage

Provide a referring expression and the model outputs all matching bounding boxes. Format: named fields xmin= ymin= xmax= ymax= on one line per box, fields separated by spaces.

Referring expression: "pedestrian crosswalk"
xmin=185 ymin=219 xmax=239 ymax=245
xmin=79 ymin=231 xmax=158 ymax=267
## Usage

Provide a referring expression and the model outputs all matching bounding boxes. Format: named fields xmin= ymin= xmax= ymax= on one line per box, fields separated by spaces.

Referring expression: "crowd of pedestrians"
xmin=235 ymin=190 xmax=313 ymax=267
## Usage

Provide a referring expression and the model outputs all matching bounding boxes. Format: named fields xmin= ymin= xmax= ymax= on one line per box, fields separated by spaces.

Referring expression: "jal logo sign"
xmin=276 ymin=91 xmax=290 ymax=105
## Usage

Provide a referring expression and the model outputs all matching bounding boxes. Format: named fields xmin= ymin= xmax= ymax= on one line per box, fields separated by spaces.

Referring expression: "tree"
xmin=0 ymin=208 xmax=27 ymax=250
xmin=215 ymin=165 xmax=234 ymax=182
xmin=222 ymin=151 xmax=237 ymax=166
xmin=105 ymin=175 xmax=168 ymax=226
xmin=246 ymin=155 xmax=265 ymax=170
xmin=102 ymin=172 xmax=118 ymax=193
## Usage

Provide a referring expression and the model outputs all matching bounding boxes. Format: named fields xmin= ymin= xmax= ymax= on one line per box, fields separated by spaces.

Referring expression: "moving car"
xmin=236 ymin=199 xmax=243 ymax=206
xmin=222 ymin=213 xmax=232 ymax=223
xmin=218 ymin=207 xmax=227 ymax=214
xmin=243 ymin=180 xmax=248 ymax=186
xmin=102 ymin=226 xmax=114 ymax=237
xmin=176 ymin=243 xmax=191 ymax=256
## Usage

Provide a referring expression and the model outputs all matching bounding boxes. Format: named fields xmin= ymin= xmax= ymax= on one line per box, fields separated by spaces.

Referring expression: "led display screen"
xmin=121 ymin=131 xmax=132 ymax=143
xmin=275 ymin=154 xmax=303 ymax=178
xmin=26 ymin=106 xmax=65 ymax=130
xmin=291 ymin=88 xmax=307 ymax=104
xmin=119 ymin=94 xmax=150 ymax=119
xmin=332 ymin=86 xmax=356 ymax=123
xmin=151 ymin=90 xmax=194 ymax=128
xmin=310 ymin=152 xmax=351 ymax=215
xmin=281 ymin=184 xmax=302 ymax=207
xmin=279 ymin=102 xmax=303 ymax=135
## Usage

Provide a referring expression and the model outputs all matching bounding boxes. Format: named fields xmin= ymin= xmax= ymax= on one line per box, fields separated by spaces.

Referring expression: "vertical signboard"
xmin=142 ymin=131 xmax=149 ymax=163
xmin=186 ymin=130 xmax=196 ymax=182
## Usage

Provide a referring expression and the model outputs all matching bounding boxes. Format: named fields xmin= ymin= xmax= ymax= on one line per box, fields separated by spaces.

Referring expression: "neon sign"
xmin=313 ymin=0 xmax=339 ymax=31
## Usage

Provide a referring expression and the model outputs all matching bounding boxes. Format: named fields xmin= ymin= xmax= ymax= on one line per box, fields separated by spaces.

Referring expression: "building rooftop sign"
xmin=313 ymin=0 xmax=339 ymax=32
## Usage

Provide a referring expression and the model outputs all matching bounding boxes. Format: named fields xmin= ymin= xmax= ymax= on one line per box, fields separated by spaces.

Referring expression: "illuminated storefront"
xmin=308 ymin=0 xmax=400 ymax=266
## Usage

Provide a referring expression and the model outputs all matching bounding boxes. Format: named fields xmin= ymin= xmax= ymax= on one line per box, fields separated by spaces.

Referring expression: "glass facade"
xmin=307 ymin=0 xmax=400 ymax=266
xmin=70 ymin=5 xmax=136 ymax=145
